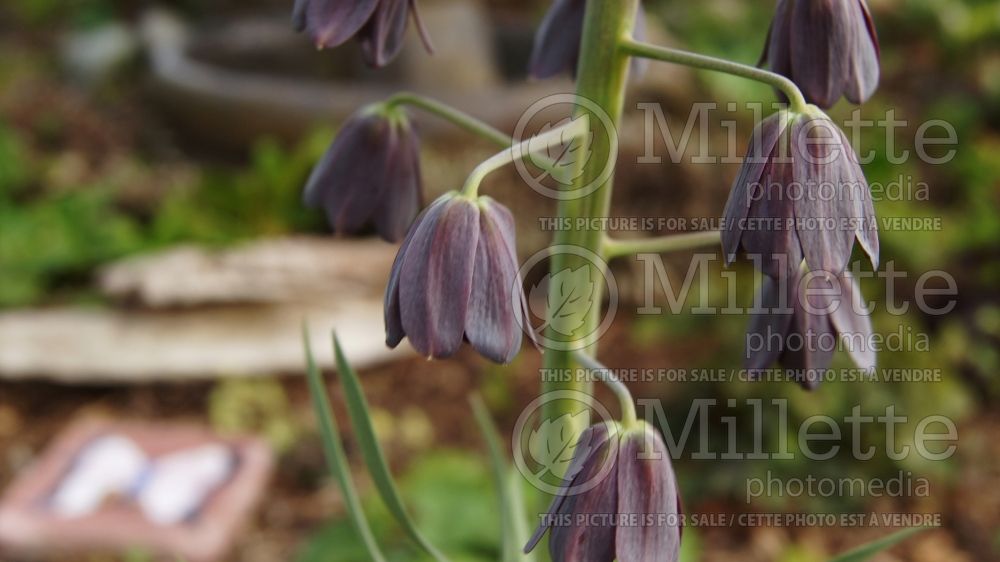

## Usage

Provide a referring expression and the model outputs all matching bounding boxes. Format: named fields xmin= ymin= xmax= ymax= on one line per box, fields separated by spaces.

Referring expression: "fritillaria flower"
xmin=529 ymin=0 xmax=647 ymax=80
xmin=721 ymin=109 xmax=879 ymax=279
xmin=745 ymin=267 xmax=875 ymax=390
xmin=384 ymin=192 xmax=532 ymax=364
xmin=293 ymin=0 xmax=433 ymax=68
xmin=303 ymin=105 xmax=422 ymax=242
xmin=761 ymin=0 xmax=880 ymax=108
xmin=525 ymin=422 xmax=682 ymax=562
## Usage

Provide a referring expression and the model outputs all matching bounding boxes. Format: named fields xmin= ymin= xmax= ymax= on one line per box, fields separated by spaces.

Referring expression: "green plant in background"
xmin=0 ymin=120 xmax=146 ymax=305
xmin=827 ymin=527 xmax=928 ymax=562
xmin=4 ymin=0 xmax=116 ymax=28
xmin=152 ymin=133 xmax=329 ymax=246
xmin=0 ymin=122 xmax=328 ymax=308
xmin=209 ymin=378 xmax=300 ymax=454
xmin=298 ymin=450 xmax=504 ymax=562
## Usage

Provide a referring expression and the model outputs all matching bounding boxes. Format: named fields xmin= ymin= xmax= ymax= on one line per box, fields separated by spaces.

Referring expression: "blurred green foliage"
xmin=151 ymin=135 xmax=329 ymax=246
xmin=628 ymin=260 xmax=972 ymax=513
xmin=297 ymin=451 xmax=505 ymax=562
xmin=3 ymin=0 xmax=116 ymax=29
xmin=209 ymin=378 xmax=300 ymax=453
xmin=0 ymin=122 xmax=327 ymax=307
xmin=0 ymin=125 xmax=142 ymax=305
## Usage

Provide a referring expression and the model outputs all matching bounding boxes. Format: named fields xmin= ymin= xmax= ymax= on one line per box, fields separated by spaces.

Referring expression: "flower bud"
xmin=525 ymin=422 xmax=682 ymax=562
xmin=384 ymin=193 xmax=533 ymax=364
xmin=721 ymin=110 xmax=879 ymax=279
xmin=304 ymin=105 xmax=422 ymax=242
xmin=761 ymin=0 xmax=880 ymax=108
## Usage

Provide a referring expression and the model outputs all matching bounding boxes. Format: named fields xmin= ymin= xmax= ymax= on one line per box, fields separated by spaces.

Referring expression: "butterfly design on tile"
xmin=49 ymin=434 xmax=235 ymax=525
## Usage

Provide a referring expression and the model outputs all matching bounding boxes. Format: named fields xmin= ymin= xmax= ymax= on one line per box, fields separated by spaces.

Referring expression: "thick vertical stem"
xmin=541 ymin=0 xmax=640 ymax=442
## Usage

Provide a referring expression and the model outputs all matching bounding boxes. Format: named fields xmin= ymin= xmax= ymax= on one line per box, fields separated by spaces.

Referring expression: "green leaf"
xmin=302 ymin=327 xmax=386 ymax=562
xmin=332 ymin=334 xmax=450 ymax=562
xmin=529 ymin=266 xmax=596 ymax=337
xmin=470 ymin=395 xmax=535 ymax=562
xmin=828 ymin=527 xmax=928 ymax=562
xmin=397 ymin=451 xmax=501 ymax=556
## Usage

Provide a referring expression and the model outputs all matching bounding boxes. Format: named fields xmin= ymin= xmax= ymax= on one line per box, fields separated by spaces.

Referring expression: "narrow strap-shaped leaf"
xmin=332 ymin=333 xmax=450 ymax=562
xmin=470 ymin=394 xmax=535 ymax=562
xmin=828 ymin=526 xmax=927 ymax=562
xmin=506 ymin=468 xmax=536 ymax=562
xmin=303 ymin=327 xmax=386 ymax=562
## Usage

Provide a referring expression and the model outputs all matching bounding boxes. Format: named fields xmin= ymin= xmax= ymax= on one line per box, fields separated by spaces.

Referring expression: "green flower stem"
xmin=385 ymin=91 xmax=565 ymax=191
xmin=573 ymin=350 xmax=637 ymax=429
xmin=385 ymin=92 xmax=510 ymax=148
xmin=603 ymin=230 xmax=722 ymax=260
xmin=460 ymin=115 xmax=590 ymax=197
xmin=541 ymin=0 xmax=641 ymax=447
xmin=619 ymin=38 xmax=809 ymax=113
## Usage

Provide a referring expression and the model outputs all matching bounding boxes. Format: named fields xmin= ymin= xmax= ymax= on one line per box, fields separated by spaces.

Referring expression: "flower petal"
xmin=830 ymin=270 xmax=876 ymax=373
xmin=781 ymin=270 xmax=837 ymax=389
xmin=292 ymin=0 xmax=309 ymax=31
xmin=466 ymin=199 xmax=524 ymax=364
xmin=762 ymin=0 xmax=793 ymax=78
xmin=744 ymin=273 xmax=795 ymax=373
xmin=409 ymin=0 xmax=435 ymax=54
xmin=360 ymin=0 xmax=411 ymax=68
xmin=528 ymin=0 xmax=586 ymax=80
xmin=385 ymin=199 xmax=446 ymax=348
xmin=615 ymin=426 xmax=681 ymax=562
xmin=791 ymin=116 xmax=855 ymax=276
xmin=302 ymin=0 xmax=380 ymax=49
xmin=844 ymin=0 xmax=880 ymax=104
xmin=739 ymin=156 xmax=803 ymax=278
xmin=525 ymin=424 xmax=611 ymax=554
xmin=399 ymin=196 xmax=480 ymax=358
xmin=373 ymin=121 xmax=423 ymax=242
xmin=548 ymin=437 xmax=618 ymax=562
xmin=722 ymin=113 xmax=788 ymax=265
xmin=789 ymin=0 xmax=852 ymax=108
xmin=834 ymin=127 xmax=880 ymax=269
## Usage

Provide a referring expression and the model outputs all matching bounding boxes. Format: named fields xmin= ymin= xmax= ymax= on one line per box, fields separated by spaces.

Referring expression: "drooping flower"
xmin=760 ymin=0 xmax=880 ymax=108
xmin=529 ymin=0 xmax=647 ymax=80
xmin=721 ymin=109 xmax=879 ymax=279
xmin=384 ymin=192 xmax=533 ymax=364
xmin=303 ymin=105 xmax=422 ymax=242
xmin=293 ymin=0 xmax=433 ymax=68
xmin=744 ymin=266 xmax=875 ymax=390
xmin=524 ymin=421 xmax=682 ymax=562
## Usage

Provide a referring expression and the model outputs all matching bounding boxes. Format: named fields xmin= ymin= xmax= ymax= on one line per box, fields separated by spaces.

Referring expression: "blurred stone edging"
xmin=0 ymin=237 xmax=409 ymax=383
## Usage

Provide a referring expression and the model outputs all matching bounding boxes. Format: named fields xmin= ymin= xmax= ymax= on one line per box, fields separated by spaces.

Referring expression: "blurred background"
xmin=0 ymin=0 xmax=997 ymax=560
